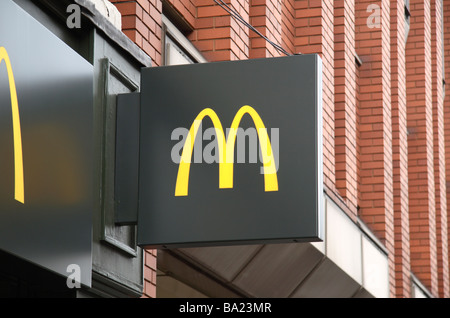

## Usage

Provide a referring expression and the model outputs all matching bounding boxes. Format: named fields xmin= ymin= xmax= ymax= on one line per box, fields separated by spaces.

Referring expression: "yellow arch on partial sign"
xmin=0 ymin=47 xmax=24 ymax=204
xmin=175 ymin=106 xmax=278 ymax=197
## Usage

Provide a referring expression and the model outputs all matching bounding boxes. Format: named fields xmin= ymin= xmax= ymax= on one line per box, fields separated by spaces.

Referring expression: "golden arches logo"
xmin=175 ymin=105 xmax=278 ymax=196
xmin=0 ymin=47 xmax=24 ymax=204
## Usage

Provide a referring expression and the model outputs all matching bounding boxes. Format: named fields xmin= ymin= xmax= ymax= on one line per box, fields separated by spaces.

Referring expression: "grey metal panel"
xmin=178 ymin=245 xmax=263 ymax=282
xmin=352 ymin=288 xmax=374 ymax=298
xmin=138 ymin=54 xmax=324 ymax=248
xmin=115 ymin=93 xmax=140 ymax=225
xmin=232 ymin=243 xmax=324 ymax=298
xmin=289 ymin=258 xmax=361 ymax=298
xmin=157 ymin=250 xmax=243 ymax=298
xmin=0 ymin=0 xmax=93 ymax=287
xmin=157 ymin=275 xmax=208 ymax=298
xmin=90 ymin=31 xmax=143 ymax=296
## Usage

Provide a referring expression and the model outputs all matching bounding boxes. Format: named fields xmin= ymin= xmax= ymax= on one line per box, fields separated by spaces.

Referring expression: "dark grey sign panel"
xmin=138 ymin=54 xmax=323 ymax=248
xmin=0 ymin=1 xmax=93 ymax=286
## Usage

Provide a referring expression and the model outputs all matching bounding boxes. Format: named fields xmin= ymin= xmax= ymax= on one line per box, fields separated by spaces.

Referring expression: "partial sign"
xmin=0 ymin=1 xmax=93 ymax=286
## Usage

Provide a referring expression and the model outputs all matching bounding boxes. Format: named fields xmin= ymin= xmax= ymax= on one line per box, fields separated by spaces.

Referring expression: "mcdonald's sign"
xmin=0 ymin=0 xmax=93 ymax=287
xmin=137 ymin=54 xmax=324 ymax=248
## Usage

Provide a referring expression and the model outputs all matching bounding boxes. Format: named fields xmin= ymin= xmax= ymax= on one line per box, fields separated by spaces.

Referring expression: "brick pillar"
xmin=295 ymin=0 xmax=335 ymax=194
xmin=431 ymin=0 xmax=449 ymax=298
xmin=406 ymin=0 xmax=439 ymax=296
xmin=142 ymin=249 xmax=157 ymax=297
xmin=355 ymin=0 xmax=395 ymax=296
xmin=111 ymin=0 xmax=164 ymax=66
xmin=442 ymin=0 xmax=450 ymax=298
xmin=281 ymin=0 xmax=295 ymax=54
xmin=190 ymin=0 xmax=249 ymax=61
xmin=249 ymin=0 xmax=284 ymax=58
xmin=334 ymin=0 xmax=358 ymax=220
xmin=390 ymin=0 xmax=412 ymax=298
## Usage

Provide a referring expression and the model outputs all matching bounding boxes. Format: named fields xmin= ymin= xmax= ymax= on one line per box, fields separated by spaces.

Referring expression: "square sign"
xmin=138 ymin=54 xmax=323 ymax=248
xmin=0 ymin=1 xmax=93 ymax=286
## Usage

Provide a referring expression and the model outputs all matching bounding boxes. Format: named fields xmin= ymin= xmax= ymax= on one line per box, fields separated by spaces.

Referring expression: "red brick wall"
xmin=110 ymin=0 xmax=450 ymax=298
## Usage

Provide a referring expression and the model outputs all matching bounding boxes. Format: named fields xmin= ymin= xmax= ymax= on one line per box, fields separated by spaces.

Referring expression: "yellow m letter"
xmin=0 ymin=47 xmax=24 ymax=204
xmin=175 ymin=105 xmax=278 ymax=196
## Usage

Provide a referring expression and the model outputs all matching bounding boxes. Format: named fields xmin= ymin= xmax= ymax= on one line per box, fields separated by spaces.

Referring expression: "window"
xmin=405 ymin=0 xmax=411 ymax=43
xmin=162 ymin=16 xmax=206 ymax=66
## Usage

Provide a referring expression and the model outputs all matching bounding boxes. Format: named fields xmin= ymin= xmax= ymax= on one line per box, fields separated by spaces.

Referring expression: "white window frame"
xmin=162 ymin=15 xmax=207 ymax=65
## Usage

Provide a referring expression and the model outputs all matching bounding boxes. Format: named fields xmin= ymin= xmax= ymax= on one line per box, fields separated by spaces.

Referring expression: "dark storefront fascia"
xmin=0 ymin=0 xmax=150 ymax=297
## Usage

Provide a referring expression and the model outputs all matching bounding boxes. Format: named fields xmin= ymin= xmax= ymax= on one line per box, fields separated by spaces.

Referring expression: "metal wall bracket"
xmin=115 ymin=92 xmax=140 ymax=225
